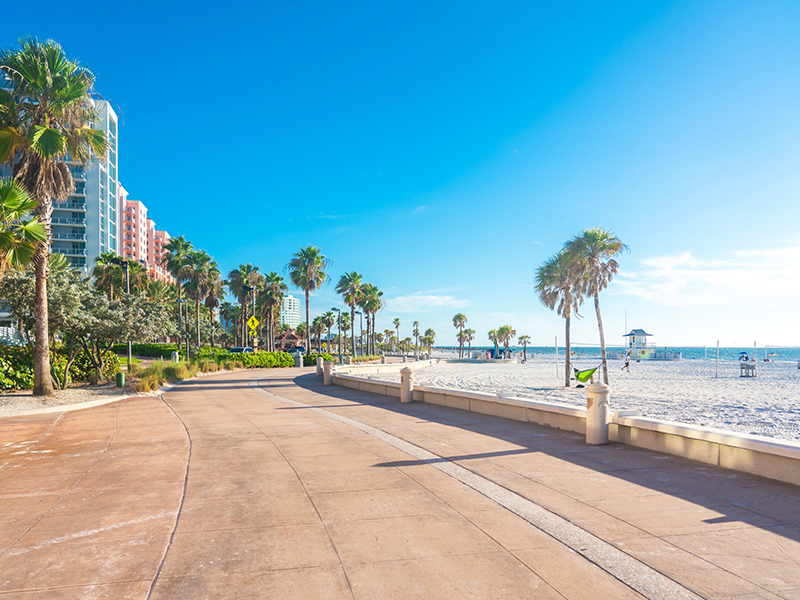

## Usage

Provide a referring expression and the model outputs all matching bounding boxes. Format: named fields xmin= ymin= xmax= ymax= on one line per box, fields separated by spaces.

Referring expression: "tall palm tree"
xmin=286 ymin=245 xmax=330 ymax=353
xmin=518 ymin=335 xmax=531 ymax=361
xmin=413 ymin=321 xmax=420 ymax=358
xmin=227 ymin=263 xmax=264 ymax=345
xmin=452 ymin=313 xmax=467 ymax=357
xmin=148 ymin=280 xmax=177 ymax=304
xmin=463 ymin=328 xmax=475 ymax=357
xmin=335 ymin=271 xmax=363 ymax=357
xmin=185 ymin=249 xmax=220 ymax=349
xmin=488 ymin=329 xmax=499 ymax=358
xmin=393 ymin=317 xmax=401 ymax=353
xmin=311 ymin=316 xmax=325 ymax=352
xmin=0 ymin=38 xmax=109 ymax=395
xmin=0 ymin=179 xmax=46 ymax=279
xmin=564 ymin=228 xmax=626 ymax=384
xmin=219 ymin=301 xmax=236 ymax=345
xmin=322 ymin=310 xmax=335 ymax=354
xmin=204 ymin=274 xmax=225 ymax=347
xmin=536 ymin=250 xmax=583 ymax=387
xmin=162 ymin=235 xmax=194 ymax=352
xmin=338 ymin=312 xmax=351 ymax=353
xmin=257 ymin=271 xmax=287 ymax=352
xmin=358 ymin=283 xmax=384 ymax=355
xmin=423 ymin=328 xmax=436 ymax=355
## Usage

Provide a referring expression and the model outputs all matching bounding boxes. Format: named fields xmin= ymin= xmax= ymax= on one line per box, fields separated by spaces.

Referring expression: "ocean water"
xmin=437 ymin=345 xmax=800 ymax=363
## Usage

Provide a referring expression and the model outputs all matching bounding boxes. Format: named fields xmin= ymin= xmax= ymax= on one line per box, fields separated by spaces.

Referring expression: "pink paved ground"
xmin=1 ymin=367 xmax=799 ymax=599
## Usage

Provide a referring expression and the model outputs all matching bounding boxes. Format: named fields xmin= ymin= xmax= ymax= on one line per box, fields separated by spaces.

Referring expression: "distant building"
xmin=121 ymin=193 xmax=175 ymax=284
xmin=280 ymin=295 xmax=303 ymax=328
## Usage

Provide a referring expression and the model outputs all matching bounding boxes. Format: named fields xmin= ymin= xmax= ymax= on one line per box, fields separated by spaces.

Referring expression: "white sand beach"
xmin=377 ymin=356 xmax=800 ymax=441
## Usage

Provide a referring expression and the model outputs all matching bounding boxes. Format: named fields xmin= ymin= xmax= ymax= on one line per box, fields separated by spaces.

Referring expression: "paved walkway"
xmin=1 ymin=368 xmax=799 ymax=599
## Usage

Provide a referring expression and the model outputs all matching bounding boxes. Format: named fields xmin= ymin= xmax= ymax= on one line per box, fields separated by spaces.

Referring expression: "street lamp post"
xmin=110 ymin=257 xmax=132 ymax=373
xmin=331 ymin=307 xmax=342 ymax=358
xmin=355 ymin=310 xmax=363 ymax=357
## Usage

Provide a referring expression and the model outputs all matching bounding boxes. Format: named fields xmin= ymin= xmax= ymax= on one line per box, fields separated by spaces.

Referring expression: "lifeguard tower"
xmin=620 ymin=329 xmax=681 ymax=360
xmin=623 ymin=329 xmax=653 ymax=350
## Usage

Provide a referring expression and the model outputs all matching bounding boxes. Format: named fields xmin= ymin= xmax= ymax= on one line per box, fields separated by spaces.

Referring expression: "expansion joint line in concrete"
xmin=0 ymin=406 xmax=120 ymax=559
xmin=147 ymin=395 xmax=193 ymax=600
xmin=250 ymin=377 xmax=702 ymax=600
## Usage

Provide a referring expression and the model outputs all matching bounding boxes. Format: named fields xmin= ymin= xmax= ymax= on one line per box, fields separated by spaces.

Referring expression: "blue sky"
xmin=6 ymin=1 xmax=800 ymax=347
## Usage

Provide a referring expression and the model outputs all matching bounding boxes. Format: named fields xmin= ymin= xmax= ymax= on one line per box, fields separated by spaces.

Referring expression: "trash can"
xmin=116 ymin=372 xmax=125 ymax=388
xmin=171 ymin=351 xmax=179 ymax=362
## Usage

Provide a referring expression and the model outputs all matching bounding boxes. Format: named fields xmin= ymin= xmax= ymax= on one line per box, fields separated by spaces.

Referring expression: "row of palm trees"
xmin=535 ymin=227 xmax=626 ymax=386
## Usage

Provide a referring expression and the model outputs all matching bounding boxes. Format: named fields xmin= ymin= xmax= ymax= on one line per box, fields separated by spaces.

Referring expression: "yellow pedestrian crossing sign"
xmin=247 ymin=316 xmax=259 ymax=330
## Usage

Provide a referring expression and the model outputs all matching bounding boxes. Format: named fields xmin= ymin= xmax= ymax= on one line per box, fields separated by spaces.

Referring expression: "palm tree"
xmin=287 ymin=245 xmax=330 ymax=353
xmin=564 ymin=228 xmax=626 ymax=384
xmin=92 ymin=252 xmax=122 ymax=301
xmin=497 ymin=325 xmax=516 ymax=356
xmin=393 ymin=318 xmax=401 ymax=354
xmin=311 ymin=316 xmax=326 ymax=352
xmin=185 ymin=250 xmax=220 ymax=349
xmin=219 ymin=301 xmax=236 ymax=345
xmin=358 ymin=283 xmax=384 ymax=355
xmin=227 ymin=263 xmax=264 ymax=344
xmin=335 ymin=271 xmax=363 ymax=358
xmin=413 ymin=321 xmax=420 ymax=358
xmin=518 ymin=335 xmax=531 ymax=361
xmin=204 ymin=274 xmax=225 ymax=347
xmin=488 ymin=329 xmax=499 ymax=358
xmin=383 ymin=329 xmax=393 ymax=353
xmin=162 ymin=236 xmax=194 ymax=352
xmin=257 ymin=271 xmax=287 ymax=352
xmin=464 ymin=328 xmax=475 ymax=357
xmin=126 ymin=262 xmax=151 ymax=294
xmin=0 ymin=179 xmax=46 ymax=279
xmin=322 ymin=310 xmax=335 ymax=353
xmin=338 ymin=312 xmax=351 ymax=354
xmin=536 ymin=251 xmax=583 ymax=387
xmin=0 ymin=37 xmax=108 ymax=396
xmin=452 ymin=313 xmax=467 ymax=357
xmin=423 ymin=328 xmax=436 ymax=355
xmin=148 ymin=280 xmax=176 ymax=304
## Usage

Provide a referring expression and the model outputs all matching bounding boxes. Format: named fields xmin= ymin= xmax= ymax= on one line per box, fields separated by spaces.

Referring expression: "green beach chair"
xmin=572 ymin=366 xmax=599 ymax=387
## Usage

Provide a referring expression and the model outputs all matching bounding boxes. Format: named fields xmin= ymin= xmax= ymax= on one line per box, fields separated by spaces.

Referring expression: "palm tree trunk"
xmin=305 ymin=291 xmax=310 ymax=352
xmin=565 ymin=310 xmax=572 ymax=387
xmin=32 ymin=242 xmax=54 ymax=396
xmin=350 ymin=306 xmax=356 ymax=357
xmin=196 ymin=298 xmax=201 ymax=350
xmin=209 ymin=306 xmax=215 ymax=347
xmin=594 ymin=293 xmax=609 ymax=384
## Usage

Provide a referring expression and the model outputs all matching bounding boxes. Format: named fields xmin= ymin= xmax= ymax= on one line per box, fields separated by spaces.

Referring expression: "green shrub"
xmin=304 ymin=352 xmax=333 ymax=366
xmin=0 ymin=345 xmax=120 ymax=390
xmin=111 ymin=342 xmax=179 ymax=358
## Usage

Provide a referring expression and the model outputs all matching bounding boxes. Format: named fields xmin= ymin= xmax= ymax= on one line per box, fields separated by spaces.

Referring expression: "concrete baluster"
xmin=316 ymin=356 xmax=323 ymax=376
xmin=323 ymin=360 xmax=333 ymax=386
xmin=586 ymin=382 xmax=610 ymax=445
xmin=400 ymin=367 xmax=414 ymax=403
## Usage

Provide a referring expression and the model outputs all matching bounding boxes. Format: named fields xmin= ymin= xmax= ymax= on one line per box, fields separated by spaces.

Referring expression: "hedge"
xmin=0 ymin=345 xmax=120 ymax=391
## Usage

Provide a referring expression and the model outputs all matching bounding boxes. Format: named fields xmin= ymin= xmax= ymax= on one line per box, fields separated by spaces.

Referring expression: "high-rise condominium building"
xmin=52 ymin=99 xmax=120 ymax=272
xmin=280 ymin=295 xmax=303 ymax=328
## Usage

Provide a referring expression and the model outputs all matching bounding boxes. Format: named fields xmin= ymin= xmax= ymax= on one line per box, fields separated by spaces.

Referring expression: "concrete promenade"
xmin=1 ymin=367 xmax=799 ymax=599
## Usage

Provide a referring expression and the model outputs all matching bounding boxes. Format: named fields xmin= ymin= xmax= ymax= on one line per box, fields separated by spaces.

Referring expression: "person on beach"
xmin=622 ymin=351 xmax=631 ymax=372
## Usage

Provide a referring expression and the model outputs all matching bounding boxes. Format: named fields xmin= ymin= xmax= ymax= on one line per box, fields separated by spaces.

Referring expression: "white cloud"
xmin=614 ymin=245 xmax=800 ymax=307
xmin=386 ymin=293 xmax=469 ymax=313
xmin=413 ymin=205 xmax=428 ymax=214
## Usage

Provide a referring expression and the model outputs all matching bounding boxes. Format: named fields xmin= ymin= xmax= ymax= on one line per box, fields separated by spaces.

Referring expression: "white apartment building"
xmin=52 ymin=100 xmax=121 ymax=272
xmin=280 ymin=295 xmax=303 ymax=328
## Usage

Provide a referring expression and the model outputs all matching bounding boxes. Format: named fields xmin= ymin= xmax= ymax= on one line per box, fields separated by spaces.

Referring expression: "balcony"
xmin=52 ymin=232 xmax=87 ymax=241
xmin=51 ymin=248 xmax=88 ymax=257
xmin=53 ymin=202 xmax=86 ymax=211
xmin=68 ymin=166 xmax=86 ymax=181
xmin=52 ymin=217 xmax=85 ymax=225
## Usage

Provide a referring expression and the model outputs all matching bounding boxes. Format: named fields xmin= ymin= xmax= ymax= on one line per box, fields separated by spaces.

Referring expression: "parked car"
xmin=229 ymin=347 xmax=254 ymax=354
xmin=294 ymin=346 xmax=306 ymax=354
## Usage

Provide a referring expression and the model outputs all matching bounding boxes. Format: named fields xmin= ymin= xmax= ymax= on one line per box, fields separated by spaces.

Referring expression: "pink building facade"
xmin=120 ymin=191 xmax=175 ymax=284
